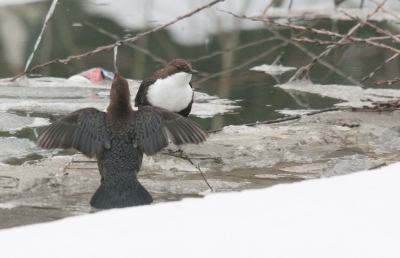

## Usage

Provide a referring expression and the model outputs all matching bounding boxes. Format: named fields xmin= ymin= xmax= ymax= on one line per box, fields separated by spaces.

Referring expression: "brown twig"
xmin=196 ymin=41 xmax=287 ymax=84
xmin=339 ymin=10 xmax=400 ymax=84
xmin=360 ymin=53 xmax=399 ymax=85
xmin=0 ymin=175 xmax=20 ymax=189
xmin=219 ymin=1 xmax=386 ymax=76
xmin=341 ymin=10 xmax=400 ymax=43
xmin=370 ymin=0 xmax=400 ymax=20
xmin=207 ymin=107 xmax=340 ymax=134
xmin=190 ymin=37 xmax=276 ymax=62
xmin=375 ymin=77 xmax=400 ymax=85
xmin=368 ymin=162 xmax=387 ymax=170
xmin=182 ymin=152 xmax=214 ymax=192
xmin=263 ymin=23 xmax=359 ymax=85
xmin=165 ymin=149 xmax=214 ymax=192
xmin=259 ymin=0 xmax=279 ymax=18
xmin=85 ymin=21 xmax=168 ymax=66
xmin=10 ymin=0 xmax=225 ymax=82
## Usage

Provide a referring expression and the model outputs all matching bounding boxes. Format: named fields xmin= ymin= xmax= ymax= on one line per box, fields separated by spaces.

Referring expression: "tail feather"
xmin=90 ymin=179 xmax=153 ymax=209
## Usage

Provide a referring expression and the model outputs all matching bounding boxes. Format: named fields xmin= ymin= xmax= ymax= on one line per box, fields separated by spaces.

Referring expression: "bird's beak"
xmin=188 ymin=69 xmax=198 ymax=74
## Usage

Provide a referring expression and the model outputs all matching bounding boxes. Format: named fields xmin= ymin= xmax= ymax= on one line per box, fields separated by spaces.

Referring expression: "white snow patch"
xmin=192 ymin=92 xmax=240 ymax=118
xmin=0 ymin=162 xmax=400 ymax=257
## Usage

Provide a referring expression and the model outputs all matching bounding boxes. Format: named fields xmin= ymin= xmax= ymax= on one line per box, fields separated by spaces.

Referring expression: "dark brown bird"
xmin=134 ymin=59 xmax=198 ymax=117
xmin=36 ymin=73 xmax=207 ymax=209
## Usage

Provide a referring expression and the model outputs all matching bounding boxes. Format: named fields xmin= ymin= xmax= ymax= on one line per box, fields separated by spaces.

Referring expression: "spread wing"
xmin=36 ymin=108 xmax=111 ymax=158
xmin=134 ymin=106 xmax=207 ymax=155
xmin=134 ymin=77 xmax=156 ymax=107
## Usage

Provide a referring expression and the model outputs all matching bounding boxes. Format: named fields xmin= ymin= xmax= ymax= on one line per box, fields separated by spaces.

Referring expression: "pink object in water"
xmin=80 ymin=68 xmax=104 ymax=84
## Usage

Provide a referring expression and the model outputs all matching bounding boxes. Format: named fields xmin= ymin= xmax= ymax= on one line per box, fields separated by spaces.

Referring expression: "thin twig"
xmin=85 ymin=21 xmax=168 ymax=66
xmin=259 ymin=0 xmax=278 ymax=18
xmin=207 ymin=107 xmax=341 ymax=134
xmin=368 ymin=162 xmax=386 ymax=170
xmin=341 ymin=10 xmax=400 ymax=43
xmin=10 ymin=0 xmax=225 ymax=81
xmin=370 ymin=0 xmax=400 ymax=20
xmin=182 ymin=152 xmax=214 ymax=192
xmin=360 ymin=53 xmax=399 ymax=85
xmin=220 ymin=0 xmax=387 ymax=76
xmin=196 ymin=41 xmax=287 ymax=84
xmin=375 ymin=77 xmax=400 ymax=85
xmin=165 ymin=149 xmax=214 ymax=192
xmin=190 ymin=37 xmax=276 ymax=62
xmin=263 ymin=23 xmax=359 ymax=85
xmin=0 ymin=175 xmax=20 ymax=189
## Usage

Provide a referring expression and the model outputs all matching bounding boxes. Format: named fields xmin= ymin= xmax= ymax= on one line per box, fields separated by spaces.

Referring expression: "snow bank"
xmin=0 ymin=161 xmax=399 ymax=257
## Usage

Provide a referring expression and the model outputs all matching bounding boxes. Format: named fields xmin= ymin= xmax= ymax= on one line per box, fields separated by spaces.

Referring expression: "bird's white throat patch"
xmin=147 ymin=72 xmax=193 ymax=112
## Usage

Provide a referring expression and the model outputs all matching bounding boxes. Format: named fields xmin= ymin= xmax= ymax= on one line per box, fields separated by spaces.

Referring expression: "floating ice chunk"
xmin=0 ymin=77 xmax=239 ymax=118
xmin=250 ymin=54 xmax=297 ymax=75
xmin=279 ymin=82 xmax=400 ymax=107
xmin=277 ymin=65 xmax=400 ymax=107
xmin=0 ymin=137 xmax=38 ymax=162
xmin=192 ymin=92 xmax=240 ymax=118
xmin=0 ymin=113 xmax=50 ymax=132
xmin=250 ymin=64 xmax=297 ymax=75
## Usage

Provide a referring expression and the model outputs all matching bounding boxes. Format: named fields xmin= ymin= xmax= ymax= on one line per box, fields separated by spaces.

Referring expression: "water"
xmin=1 ymin=0 xmax=400 ymax=228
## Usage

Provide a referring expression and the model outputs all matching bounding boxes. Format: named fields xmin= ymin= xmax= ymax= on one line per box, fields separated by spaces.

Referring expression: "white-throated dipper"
xmin=36 ymin=73 xmax=207 ymax=209
xmin=134 ymin=59 xmax=198 ymax=117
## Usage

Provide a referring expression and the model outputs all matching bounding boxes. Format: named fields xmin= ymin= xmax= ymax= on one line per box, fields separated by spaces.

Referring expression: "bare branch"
xmin=190 ymin=36 xmax=277 ymax=62
xmin=10 ymin=0 xmax=225 ymax=82
xmin=360 ymin=53 xmax=399 ymax=84
xmin=259 ymin=0 xmax=279 ymax=18
xmin=341 ymin=10 xmax=400 ymax=43
xmin=370 ymin=0 xmax=400 ymax=20
xmin=219 ymin=0 xmax=387 ymax=75
xmin=85 ymin=21 xmax=168 ymax=66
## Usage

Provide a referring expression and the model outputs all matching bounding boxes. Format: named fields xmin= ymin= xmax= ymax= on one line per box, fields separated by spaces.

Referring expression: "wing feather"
xmin=36 ymin=108 xmax=110 ymax=158
xmin=134 ymin=77 xmax=156 ymax=107
xmin=134 ymin=106 xmax=207 ymax=155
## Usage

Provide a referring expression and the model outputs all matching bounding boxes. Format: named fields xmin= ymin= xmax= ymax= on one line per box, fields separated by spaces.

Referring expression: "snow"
xmin=0 ymin=162 xmax=399 ymax=257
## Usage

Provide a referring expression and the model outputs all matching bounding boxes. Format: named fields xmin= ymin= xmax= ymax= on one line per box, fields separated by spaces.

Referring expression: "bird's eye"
xmin=177 ymin=66 xmax=181 ymax=71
